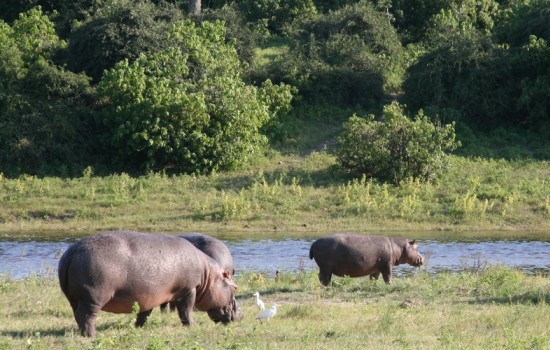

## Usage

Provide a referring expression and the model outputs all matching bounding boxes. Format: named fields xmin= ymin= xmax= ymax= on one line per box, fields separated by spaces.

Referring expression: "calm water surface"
xmin=1 ymin=233 xmax=550 ymax=279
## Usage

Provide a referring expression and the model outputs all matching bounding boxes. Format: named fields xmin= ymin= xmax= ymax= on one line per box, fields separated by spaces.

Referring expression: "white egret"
xmin=252 ymin=291 xmax=265 ymax=311
xmin=256 ymin=303 xmax=277 ymax=323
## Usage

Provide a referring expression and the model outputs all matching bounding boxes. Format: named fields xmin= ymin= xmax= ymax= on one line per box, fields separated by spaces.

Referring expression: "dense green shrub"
xmin=404 ymin=33 xmax=512 ymax=128
xmin=335 ymin=101 xmax=460 ymax=183
xmin=235 ymin=0 xmax=317 ymax=35
xmin=276 ymin=0 xmax=404 ymax=107
xmin=0 ymin=8 xmax=94 ymax=177
xmin=494 ymin=0 xmax=550 ymax=46
xmin=404 ymin=28 xmax=549 ymax=131
xmin=201 ymin=3 xmax=257 ymax=65
xmin=98 ymin=20 xmax=293 ymax=173
xmin=0 ymin=0 xmax=54 ymax=24
xmin=391 ymin=0 xmax=448 ymax=43
xmin=64 ymin=0 xmax=184 ymax=82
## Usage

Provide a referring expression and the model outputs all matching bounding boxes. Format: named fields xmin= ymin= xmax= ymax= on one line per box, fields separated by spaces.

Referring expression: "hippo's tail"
xmin=309 ymin=243 xmax=315 ymax=260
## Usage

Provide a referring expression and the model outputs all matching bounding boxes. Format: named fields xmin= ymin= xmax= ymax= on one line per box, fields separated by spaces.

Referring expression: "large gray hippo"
xmin=58 ymin=230 xmax=243 ymax=336
xmin=160 ymin=232 xmax=234 ymax=312
xmin=309 ymin=233 xmax=424 ymax=285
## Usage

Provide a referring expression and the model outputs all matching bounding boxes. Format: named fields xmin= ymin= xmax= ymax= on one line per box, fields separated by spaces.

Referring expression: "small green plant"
xmin=336 ymin=101 xmax=460 ymax=184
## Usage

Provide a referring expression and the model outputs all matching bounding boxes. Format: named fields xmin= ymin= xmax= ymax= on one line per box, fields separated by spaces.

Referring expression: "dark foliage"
xmin=201 ymin=3 xmax=257 ymax=65
xmin=494 ymin=0 xmax=550 ymax=46
xmin=63 ymin=0 xmax=184 ymax=82
xmin=0 ymin=61 xmax=95 ymax=177
xmin=275 ymin=0 xmax=402 ymax=108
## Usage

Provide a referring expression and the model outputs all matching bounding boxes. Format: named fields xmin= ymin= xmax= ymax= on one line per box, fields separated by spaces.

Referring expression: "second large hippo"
xmin=309 ymin=233 xmax=424 ymax=285
xmin=161 ymin=232 xmax=234 ymax=312
xmin=180 ymin=233 xmax=234 ymax=277
xmin=58 ymin=230 xmax=243 ymax=336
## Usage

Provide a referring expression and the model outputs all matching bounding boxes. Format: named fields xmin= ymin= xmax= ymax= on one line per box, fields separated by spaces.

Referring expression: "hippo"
xmin=58 ymin=230 xmax=243 ymax=336
xmin=309 ymin=233 xmax=424 ymax=285
xmin=160 ymin=232 xmax=234 ymax=313
xmin=180 ymin=233 xmax=235 ymax=277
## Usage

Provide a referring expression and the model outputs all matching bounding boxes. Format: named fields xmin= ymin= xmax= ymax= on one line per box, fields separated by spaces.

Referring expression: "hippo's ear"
xmin=223 ymin=271 xmax=230 ymax=280
xmin=409 ymin=240 xmax=416 ymax=245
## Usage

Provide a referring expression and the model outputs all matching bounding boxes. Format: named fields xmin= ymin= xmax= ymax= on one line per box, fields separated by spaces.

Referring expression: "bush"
xmin=97 ymin=20 xmax=294 ymax=173
xmin=236 ymin=0 xmax=317 ymax=35
xmin=201 ymin=3 xmax=257 ymax=65
xmin=64 ymin=0 xmax=184 ymax=82
xmin=0 ymin=8 xmax=94 ymax=177
xmin=404 ymin=30 xmax=549 ymax=131
xmin=276 ymin=0 xmax=404 ymax=107
xmin=335 ymin=101 xmax=460 ymax=183
xmin=494 ymin=0 xmax=550 ymax=47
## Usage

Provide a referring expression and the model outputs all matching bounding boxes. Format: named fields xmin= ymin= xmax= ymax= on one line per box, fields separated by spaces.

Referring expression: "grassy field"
xmin=1 ymin=267 xmax=549 ymax=349
xmin=1 ymin=152 xmax=549 ymax=239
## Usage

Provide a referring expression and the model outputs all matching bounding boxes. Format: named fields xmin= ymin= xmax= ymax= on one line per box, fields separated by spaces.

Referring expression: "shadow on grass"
xmin=0 ymin=328 xmax=71 ymax=338
xmin=210 ymin=164 xmax=349 ymax=192
xmin=0 ymin=320 xmax=140 ymax=338
xmin=470 ymin=291 xmax=550 ymax=305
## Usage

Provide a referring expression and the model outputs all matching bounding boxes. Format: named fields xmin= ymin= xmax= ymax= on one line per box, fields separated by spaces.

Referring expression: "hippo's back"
xmin=310 ymin=233 xmax=388 ymax=257
xmin=179 ymin=233 xmax=234 ymax=276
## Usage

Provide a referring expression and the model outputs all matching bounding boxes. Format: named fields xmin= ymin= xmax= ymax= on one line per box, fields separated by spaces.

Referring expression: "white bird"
xmin=253 ymin=291 xmax=265 ymax=311
xmin=256 ymin=303 xmax=278 ymax=323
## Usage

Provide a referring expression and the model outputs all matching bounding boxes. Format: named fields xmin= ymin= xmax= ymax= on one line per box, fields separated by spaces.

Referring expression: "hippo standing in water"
xmin=309 ymin=233 xmax=424 ymax=285
xmin=58 ymin=231 xmax=243 ymax=336
xmin=160 ymin=232 xmax=234 ymax=312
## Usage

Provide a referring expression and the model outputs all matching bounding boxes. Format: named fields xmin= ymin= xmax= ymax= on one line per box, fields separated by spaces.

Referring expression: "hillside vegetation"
xmin=0 ymin=0 xmax=549 ymax=234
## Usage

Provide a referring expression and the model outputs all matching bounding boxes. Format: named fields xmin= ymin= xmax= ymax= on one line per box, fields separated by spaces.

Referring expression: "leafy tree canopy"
xmin=0 ymin=8 xmax=94 ymax=176
xmin=98 ymin=19 xmax=294 ymax=173
xmin=64 ymin=0 xmax=184 ymax=82
xmin=274 ymin=0 xmax=403 ymax=107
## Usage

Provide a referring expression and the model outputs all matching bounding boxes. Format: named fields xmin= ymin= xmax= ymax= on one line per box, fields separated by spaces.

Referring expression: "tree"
xmin=189 ymin=0 xmax=201 ymax=15
xmin=97 ymin=19 xmax=293 ymax=173
xmin=404 ymin=17 xmax=549 ymax=130
xmin=0 ymin=8 xmax=94 ymax=176
xmin=64 ymin=0 xmax=184 ymax=82
xmin=274 ymin=0 xmax=403 ymax=107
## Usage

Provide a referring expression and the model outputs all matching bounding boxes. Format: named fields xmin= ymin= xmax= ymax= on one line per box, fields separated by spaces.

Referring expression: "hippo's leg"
xmin=160 ymin=303 xmax=168 ymax=313
xmin=175 ymin=289 xmax=196 ymax=326
xmin=369 ymin=273 xmax=380 ymax=281
xmin=381 ymin=265 xmax=393 ymax=284
xmin=75 ymin=302 xmax=101 ymax=337
xmin=135 ymin=309 xmax=152 ymax=327
xmin=66 ymin=297 xmax=79 ymax=318
xmin=318 ymin=269 xmax=332 ymax=286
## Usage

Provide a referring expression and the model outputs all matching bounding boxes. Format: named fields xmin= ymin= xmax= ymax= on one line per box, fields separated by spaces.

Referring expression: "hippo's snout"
xmin=412 ymin=254 xmax=424 ymax=267
xmin=207 ymin=297 xmax=243 ymax=324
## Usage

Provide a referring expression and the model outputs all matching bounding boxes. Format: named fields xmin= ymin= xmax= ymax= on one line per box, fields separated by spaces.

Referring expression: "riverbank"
xmin=1 ymin=153 xmax=549 ymax=239
xmin=1 ymin=268 xmax=549 ymax=349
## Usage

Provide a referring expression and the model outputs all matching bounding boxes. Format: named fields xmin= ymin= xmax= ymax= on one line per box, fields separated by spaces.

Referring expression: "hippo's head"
xmin=207 ymin=296 xmax=244 ymax=324
xmin=200 ymin=270 xmax=244 ymax=324
xmin=402 ymin=240 xmax=424 ymax=267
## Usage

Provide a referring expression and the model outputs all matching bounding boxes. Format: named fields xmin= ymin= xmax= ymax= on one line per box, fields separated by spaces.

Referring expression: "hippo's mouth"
xmin=207 ymin=297 xmax=244 ymax=324
xmin=411 ymin=256 xmax=424 ymax=267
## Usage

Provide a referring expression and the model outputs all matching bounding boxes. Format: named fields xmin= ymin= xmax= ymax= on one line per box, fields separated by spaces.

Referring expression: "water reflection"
xmin=1 ymin=236 xmax=550 ymax=279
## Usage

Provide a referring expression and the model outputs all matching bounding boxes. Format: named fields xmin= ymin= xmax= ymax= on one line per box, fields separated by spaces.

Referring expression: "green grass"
xmin=0 ymin=152 xmax=549 ymax=239
xmin=1 ymin=267 xmax=549 ymax=349
xmin=0 ymin=151 xmax=550 ymax=236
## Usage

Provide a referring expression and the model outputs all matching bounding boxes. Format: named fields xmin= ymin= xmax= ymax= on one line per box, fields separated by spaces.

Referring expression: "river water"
xmin=1 ymin=234 xmax=550 ymax=279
